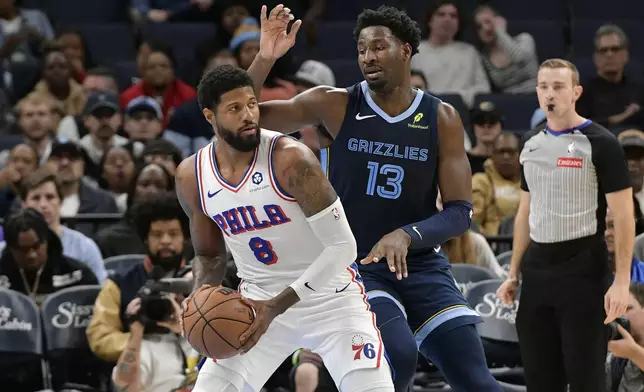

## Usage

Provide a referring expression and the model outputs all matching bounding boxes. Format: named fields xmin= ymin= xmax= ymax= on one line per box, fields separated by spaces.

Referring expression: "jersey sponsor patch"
xmin=556 ymin=157 xmax=583 ymax=168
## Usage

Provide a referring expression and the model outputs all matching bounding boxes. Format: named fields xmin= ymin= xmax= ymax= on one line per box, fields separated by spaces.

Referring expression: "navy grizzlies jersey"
xmin=326 ymin=81 xmax=441 ymax=262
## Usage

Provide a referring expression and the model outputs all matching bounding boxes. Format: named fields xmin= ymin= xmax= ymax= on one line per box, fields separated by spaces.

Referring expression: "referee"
xmin=496 ymin=59 xmax=634 ymax=392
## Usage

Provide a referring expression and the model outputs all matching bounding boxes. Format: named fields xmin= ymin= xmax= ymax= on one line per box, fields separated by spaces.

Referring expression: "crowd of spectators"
xmin=0 ymin=0 xmax=644 ymax=391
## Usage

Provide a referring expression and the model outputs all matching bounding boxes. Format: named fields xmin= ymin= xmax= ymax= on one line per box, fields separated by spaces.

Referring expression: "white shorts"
xmin=193 ymin=267 xmax=390 ymax=392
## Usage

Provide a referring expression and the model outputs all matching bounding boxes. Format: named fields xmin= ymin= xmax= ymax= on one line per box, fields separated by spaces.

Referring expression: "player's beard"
xmin=217 ymin=122 xmax=261 ymax=152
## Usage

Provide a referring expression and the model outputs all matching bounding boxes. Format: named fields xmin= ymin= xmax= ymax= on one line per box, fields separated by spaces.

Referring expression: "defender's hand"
xmin=605 ymin=281 xmax=630 ymax=324
xmin=238 ymin=297 xmax=279 ymax=354
xmin=258 ymin=4 xmax=302 ymax=61
xmin=360 ymin=229 xmax=411 ymax=280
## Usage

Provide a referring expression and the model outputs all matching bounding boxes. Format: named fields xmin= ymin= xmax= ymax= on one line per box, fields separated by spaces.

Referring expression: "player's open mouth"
xmin=240 ymin=126 xmax=257 ymax=135
xmin=364 ymin=67 xmax=383 ymax=78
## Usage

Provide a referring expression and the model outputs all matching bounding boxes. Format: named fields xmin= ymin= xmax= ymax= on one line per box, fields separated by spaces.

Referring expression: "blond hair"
xmin=443 ymin=232 xmax=477 ymax=266
xmin=539 ymin=58 xmax=580 ymax=86
xmin=15 ymin=92 xmax=56 ymax=115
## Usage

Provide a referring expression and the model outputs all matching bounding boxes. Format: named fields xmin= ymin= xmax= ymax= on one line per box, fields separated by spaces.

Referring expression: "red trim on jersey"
xmin=346 ymin=267 xmax=383 ymax=368
xmin=268 ymin=135 xmax=297 ymax=202
xmin=209 ymin=142 xmax=260 ymax=192
xmin=196 ymin=148 xmax=209 ymax=216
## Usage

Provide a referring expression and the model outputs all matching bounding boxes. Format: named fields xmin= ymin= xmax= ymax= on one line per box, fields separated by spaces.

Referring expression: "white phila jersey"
xmin=195 ymin=130 xmax=325 ymax=286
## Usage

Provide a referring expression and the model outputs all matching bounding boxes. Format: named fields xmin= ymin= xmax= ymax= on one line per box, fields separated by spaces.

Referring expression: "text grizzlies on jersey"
xmin=347 ymin=138 xmax=429 ymax=162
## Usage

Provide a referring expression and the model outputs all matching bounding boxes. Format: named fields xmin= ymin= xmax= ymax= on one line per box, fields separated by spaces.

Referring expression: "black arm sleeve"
xmin=590 ymin=130 xmax=631 ymax=194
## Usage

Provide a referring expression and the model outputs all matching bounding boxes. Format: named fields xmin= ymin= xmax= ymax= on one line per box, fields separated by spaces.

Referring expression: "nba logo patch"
xmin=332 ymin=207 xmax=341 ymax=220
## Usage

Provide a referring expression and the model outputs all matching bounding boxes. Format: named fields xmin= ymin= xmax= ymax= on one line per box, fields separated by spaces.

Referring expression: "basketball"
xmin=182 ymin=286 xmax=255 ymax=359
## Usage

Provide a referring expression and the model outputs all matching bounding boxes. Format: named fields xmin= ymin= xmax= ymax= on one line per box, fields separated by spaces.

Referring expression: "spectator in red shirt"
xmin=120 ymin=42 xmax=195 ymax=127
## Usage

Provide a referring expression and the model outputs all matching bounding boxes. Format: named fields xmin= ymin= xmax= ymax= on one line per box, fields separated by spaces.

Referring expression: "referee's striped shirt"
xmin=519 ymin=120 xmax=630 ymax=243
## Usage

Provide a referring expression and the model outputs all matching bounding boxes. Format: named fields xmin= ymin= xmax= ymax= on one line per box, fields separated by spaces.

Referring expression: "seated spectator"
xmin=472 ymin=132 xmax=521 ymax=236
xmin=44 ymin=139 xmax=119 ymax=237
xmin=121 ymin=42 xmax=196 ymax=127
xmin=87 ymin=193 xmax=191 ymax=364
xmin=0 ymin=208 xmax=97 ymax=306
xmin=124 ymin=97 xmax=164 ymax=142
xmin=1 ymin=170 xmax=107 ymax=282
xmin=58 ymin=67 xmax=121 ymax=142
xmin=443 ymin=230 xmax=505 ymax=278
xmin=139 ymin=139 xmax=182 ymax=176
xmin=290 ymin=349 xmax=336 ymax=392
xmin=410 ymin=69 xmax=428 ymax=91
xmin=95 ymin=162 xmax=174 ymax=258
xmin=32 ymin=45 xmax=86 ymax=116
xmin=466 ymin=102 xmax=503 ymax=174
xmin=0 ymin=92 xmax=57 ymax=168
xmin=164 ymin=51 xmax=227 ymax=156
xmin=606 ymin=208 xmax=644 ymax=283
xmin=0 ymin=144 xmax=38 ymax=217
xmin=618 ymin=129 xmax=644 ymax=235
xmin=412 ymin=0 xmax=490 ymax=106
xmin=473 ymin=5 xmax=538 ymax=93
xmin=606 ymin=283 xmax=644 ymax=390
xmin=79 ymin=91 xmax=130 ymax=180
xmin=230 ymin=17 xmax=297 ymax=101
xmin=577 ymin=24 xmax=644 ymax=130
xmin=132 ymin=0 xmax=213 ymax=23
xmin=100 ymin=144 xmax=136 ymax=213
xmin=56 ymin=29 xmax=92 ymax=84
xmin=0 ymin=0 xmax=53 ymax=99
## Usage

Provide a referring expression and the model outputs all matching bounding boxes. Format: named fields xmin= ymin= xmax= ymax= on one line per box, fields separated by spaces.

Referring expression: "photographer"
xmin=607 ymin=283 xmax=644 ymax=391
xmin=87 ymin=193 xmax=192 ymax=369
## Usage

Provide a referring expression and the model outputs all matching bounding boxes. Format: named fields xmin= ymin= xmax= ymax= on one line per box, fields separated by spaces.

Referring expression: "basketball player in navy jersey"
xmin=247 ymin=5 xmax=501 ymax=392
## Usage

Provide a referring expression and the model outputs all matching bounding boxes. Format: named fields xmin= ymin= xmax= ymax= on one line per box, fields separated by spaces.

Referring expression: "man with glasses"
xmin=577 ymin=24 xmax=644 ymax=130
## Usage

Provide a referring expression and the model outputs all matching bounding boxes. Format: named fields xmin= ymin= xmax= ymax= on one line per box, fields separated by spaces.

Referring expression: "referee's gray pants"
xmin=516 ymin=235 xmax=610 ymax=392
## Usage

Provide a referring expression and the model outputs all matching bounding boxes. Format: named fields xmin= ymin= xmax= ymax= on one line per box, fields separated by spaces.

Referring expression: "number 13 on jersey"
xmin=365 ymin=161 xmax=405 ymax=200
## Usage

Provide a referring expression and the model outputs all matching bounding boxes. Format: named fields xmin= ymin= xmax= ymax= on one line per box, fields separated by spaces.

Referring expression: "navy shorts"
xmin=359 ymin=257 xmax=482 ymax=347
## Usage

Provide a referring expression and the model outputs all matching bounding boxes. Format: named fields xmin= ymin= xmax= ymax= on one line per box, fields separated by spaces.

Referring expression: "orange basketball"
xmin=182 ymin=286 xmax=254 ymax=359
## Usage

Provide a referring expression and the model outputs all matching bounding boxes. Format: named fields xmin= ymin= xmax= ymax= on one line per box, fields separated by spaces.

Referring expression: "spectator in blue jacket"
xmin=606 ymin=208 xmax=644 ymax=283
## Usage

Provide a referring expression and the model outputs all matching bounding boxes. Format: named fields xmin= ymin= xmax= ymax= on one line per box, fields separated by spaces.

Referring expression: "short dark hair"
xmin=4 ymin=208 xmax=50 ymax=249
xmin=19 ymin=170 xmax=62 ymax=201
xmin=146 ymin=41 xmax=176 ymax=68
xmin=354 ymin=6 xmax=421 ymax=55
xmin=126 ymin=162 xmax=174 ymax=213
xmin=131 ymin=192 xmax=189 ymax=241
xmin=411 ymin=69 xmax=427 ymax=86
xmin=141 ymin=139 xmax=183 ymax=168
xmin=86 ymin=67 xmax=116 ymax=79
xmin=197 ymin=65 xmax=256 ymax=111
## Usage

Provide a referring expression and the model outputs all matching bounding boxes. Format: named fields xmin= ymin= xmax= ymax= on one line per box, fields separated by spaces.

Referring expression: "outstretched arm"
xmin=175 ymin=156 xmax=228 ymax=289
xmin=401 ymin=102 xmax=473 ymax=248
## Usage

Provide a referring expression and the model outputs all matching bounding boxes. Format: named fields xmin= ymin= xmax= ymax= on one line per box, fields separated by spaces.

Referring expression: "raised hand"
xmin=258 ymin=4 xmax=302 ymax=61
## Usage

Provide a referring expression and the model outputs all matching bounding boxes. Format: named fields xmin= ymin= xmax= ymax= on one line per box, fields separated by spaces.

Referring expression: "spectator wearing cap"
xmin=124 ymin=97 xmax=164 ymax=142
xmin=618 ymin=129 xmax=644 ymax=235
xmin=79 ymin=92 xmax=129 ymax=179
xmin=290 ymin=60 xmax=335 ymax=157
xmin=140 ymin=139 xmax=183 ymax=176
xmin=32 ymin=46 xmax=86 ymax=116
xmin=0 ymin=208 xmax=97 ymax=306
xmin=0 ymin=170 xmax=107 ymax=283
xmin=230 ymin=17 xmax=297 ymax=101
xmin=577 ymin=25 xmax=644 ymax=131
xmin=120 ymin=42 xmax=196 ymax=128
xmin=466 ymin=101 xmax=503 ymax=174
xmin=42 ymin=139 xmax=119 ymax=237
xmin=0 ymin=92 xmax=56 ymax=169
xmin=471 ymin=131 xmax=521 ymax=236
xmin=0 ymin=144 xmax=39 ymax=217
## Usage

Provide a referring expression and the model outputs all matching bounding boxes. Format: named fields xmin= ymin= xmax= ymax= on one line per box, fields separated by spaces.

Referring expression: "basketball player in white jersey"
xmin=175 ymin=6 xmax=394 ymax=392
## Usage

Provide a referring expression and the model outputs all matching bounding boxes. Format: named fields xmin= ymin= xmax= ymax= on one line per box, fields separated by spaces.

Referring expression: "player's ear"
xmin=402 ymin=43 xmax=412 ymax=61
xmin=202 ymin=108 xmax=216 ymax=125
xmin=573 ymin=84 xmax=583 ymax=102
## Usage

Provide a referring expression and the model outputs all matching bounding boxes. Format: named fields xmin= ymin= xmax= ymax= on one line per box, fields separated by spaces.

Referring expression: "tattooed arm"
xmin=175 ymin=155 xmax=228 ymax=289
xmin=237 ymin=137 xmax=357 ymax=352
xmin=112 ymin=322 xmax=144 ymax=392
xmin=271 ymin=137 xmax=357 ymax=309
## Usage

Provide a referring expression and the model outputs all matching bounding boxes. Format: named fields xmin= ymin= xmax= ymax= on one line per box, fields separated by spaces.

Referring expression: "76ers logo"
xmin=351 ymin=335 xmax=376 ymax=360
